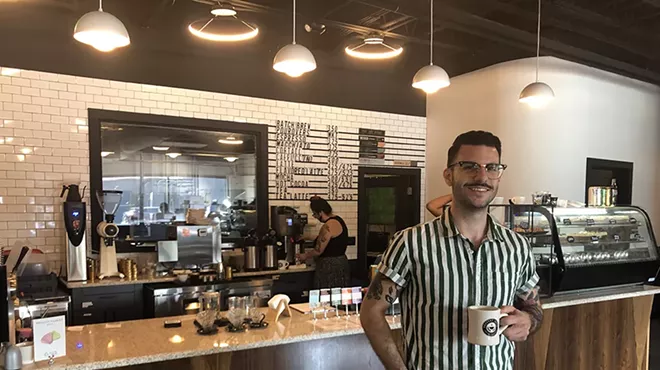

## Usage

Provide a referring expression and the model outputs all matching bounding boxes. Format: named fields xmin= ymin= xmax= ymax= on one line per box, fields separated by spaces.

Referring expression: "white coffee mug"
xmin=467 ymin=306 xmax=510 ymax=346
xmin=278 ymin=260 xmax=289 ymax=270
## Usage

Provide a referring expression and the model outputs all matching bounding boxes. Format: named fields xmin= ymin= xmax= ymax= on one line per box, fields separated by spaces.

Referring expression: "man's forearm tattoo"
xmin=366 ymin=273 xmax=383 ymax=300
xmin=515 ymin=287 xmax=543 ymax=333
xmin=385 ymin=284 xmax=401 ymax=305
xmin=365 ymin=274 xmax=402 ymax=304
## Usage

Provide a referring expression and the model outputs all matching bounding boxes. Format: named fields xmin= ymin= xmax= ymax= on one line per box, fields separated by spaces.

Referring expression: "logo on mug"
xmin=482 ymin=319 xmax=498 ymax=337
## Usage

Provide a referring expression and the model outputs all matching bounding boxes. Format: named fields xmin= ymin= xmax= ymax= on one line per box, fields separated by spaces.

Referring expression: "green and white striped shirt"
xmin=377 ymin=209 xmax=539 ymax=370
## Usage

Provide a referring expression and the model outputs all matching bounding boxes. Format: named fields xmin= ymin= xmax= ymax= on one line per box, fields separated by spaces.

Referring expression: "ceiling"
xmin=0 ymin=0 xmax=659 ymax=114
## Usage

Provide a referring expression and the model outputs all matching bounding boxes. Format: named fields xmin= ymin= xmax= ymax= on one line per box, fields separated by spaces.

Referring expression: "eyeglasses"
xmin=448 ymin=161 xmax=507 ymax=179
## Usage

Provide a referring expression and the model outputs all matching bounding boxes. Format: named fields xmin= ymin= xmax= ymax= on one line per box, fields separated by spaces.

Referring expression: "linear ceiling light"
xmin=152 ymin=146 xmax=170 ymax=151
xmin=345 ymin=36 xmax=403 ymax=60
xmin=519 ymin=0 xmax=554 ymax=108
xmin=73 ymin=0 xmax=130 ymax=52
xmin=188 ymin=3 xmax=258 ymax=42
xmin=224 ymin=157 xmax=239 ymax=162
xmin=218 ymin=136 xmax=243 ymax=145
xmin=273 ymin=0 xmax=316 ymax=77
xmin=412 ymin=0 xmax=450 ymax=94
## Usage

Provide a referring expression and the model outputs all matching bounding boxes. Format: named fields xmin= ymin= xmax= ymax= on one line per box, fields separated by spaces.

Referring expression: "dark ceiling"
xmin=0 ymin=0 xmax=658 ymax=116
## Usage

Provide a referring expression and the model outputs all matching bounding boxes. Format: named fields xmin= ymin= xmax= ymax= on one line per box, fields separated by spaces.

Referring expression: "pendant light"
xmin=412 ymin=0 xmax=450 ymax=94
xmin=218 ymin=136 xmax=243 ymax=145
xmin=188 ymin=3 xmax=259 ymax=42
xmin=345 ymin=36 xmax=403 ymax=60
xmin=519 ymin=0 xmax=554 ymax=108
xmin=73 ymin=0 xmax=130 ymax=52
xmin=273 ymin=0 xmax=316 ymax=77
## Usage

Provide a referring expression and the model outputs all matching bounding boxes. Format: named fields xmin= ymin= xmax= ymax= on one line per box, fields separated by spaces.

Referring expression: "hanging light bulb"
xmin=519 ymin=0 xmax=554 ymax=108
xmin=73 ymin=0 xmax=130 ymax=52
xmin=218 ymin=136 xmax=243 ymax=145
xmin=412 ymin=0 xmax=450 ymax=94
xmin=273 ymin=0 xmax=316 ymax=77
xmin=345 ymin=36 xmax=403 ymax=60
xmin=188 ymin=3 xmax=259 ymax=42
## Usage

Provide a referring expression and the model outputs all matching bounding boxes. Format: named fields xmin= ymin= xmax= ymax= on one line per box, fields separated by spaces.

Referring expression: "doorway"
xmin=357 ymin=167 xmax=421 ymax=280
xmin=585 ymin=158 xmax=633 ymax=205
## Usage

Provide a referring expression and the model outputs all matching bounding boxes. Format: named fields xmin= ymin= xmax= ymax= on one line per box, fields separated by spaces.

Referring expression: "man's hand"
xmin=500 ymin=306 xmax=533 ymax=342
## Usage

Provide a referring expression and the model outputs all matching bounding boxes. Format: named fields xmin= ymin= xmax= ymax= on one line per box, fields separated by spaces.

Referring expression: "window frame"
xmin=88 ymin=109 xmax=268 ymax=253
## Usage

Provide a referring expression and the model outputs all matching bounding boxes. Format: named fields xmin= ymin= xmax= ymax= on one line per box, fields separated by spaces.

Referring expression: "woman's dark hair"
xmin=309 ymin=196 xmax=332 ymax=214
xmin=447 ymin=130 xmax=502 ymax=166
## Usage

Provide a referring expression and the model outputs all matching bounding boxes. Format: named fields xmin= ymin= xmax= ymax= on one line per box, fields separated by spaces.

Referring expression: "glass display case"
xmin=490 ymin=205 xmax=659 ymax=296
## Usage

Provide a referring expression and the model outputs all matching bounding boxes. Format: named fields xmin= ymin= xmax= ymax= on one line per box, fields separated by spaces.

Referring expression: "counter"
xmin=61 ymin=276 xmax=177 ymax=289
xmin=61 ymin=267 xmax=315 ymax=289
xmin=24 ymin=308 xmax=400 ymax=370
xmin=24 ymin=284 xmax=660 ymax=370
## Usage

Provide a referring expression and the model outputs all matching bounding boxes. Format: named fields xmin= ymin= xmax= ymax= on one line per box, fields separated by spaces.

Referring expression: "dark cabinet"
xmin=272 ymin=272 xmax=313 ymax=304
xmin=70 ymin=284 xmax=144 ymax=325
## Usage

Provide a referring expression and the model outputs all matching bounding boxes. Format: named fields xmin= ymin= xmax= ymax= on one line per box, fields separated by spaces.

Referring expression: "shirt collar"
xmin=440 ymin=205 xmax=506 ymax=243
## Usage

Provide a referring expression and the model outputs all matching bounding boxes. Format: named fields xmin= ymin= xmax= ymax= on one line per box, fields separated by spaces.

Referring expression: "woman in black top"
xmin=296 ymin=197 xmax=350 ymax=289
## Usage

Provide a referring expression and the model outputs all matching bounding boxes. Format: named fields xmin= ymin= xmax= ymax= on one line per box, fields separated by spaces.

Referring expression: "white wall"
xmin=426 ymin=57 xmax=660 ymax=229
xmin=0 ymin=66 xmax=426 ymax=271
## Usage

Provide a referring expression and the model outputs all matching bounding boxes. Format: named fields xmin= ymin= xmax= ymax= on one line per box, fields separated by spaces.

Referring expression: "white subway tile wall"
xmin=0 ymin=66 xmax=426 ymax=272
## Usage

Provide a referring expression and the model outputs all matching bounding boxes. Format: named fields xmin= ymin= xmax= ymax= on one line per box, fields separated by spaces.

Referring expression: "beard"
xmin=452 ymin=181 xmax=497 ymax=210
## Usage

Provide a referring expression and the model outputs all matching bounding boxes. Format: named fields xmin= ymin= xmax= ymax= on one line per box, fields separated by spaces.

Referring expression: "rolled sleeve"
xmin=516 ymin=238 xmax=540 ymax=298
xmin=376 ymin=230 xmax=411 ymax=288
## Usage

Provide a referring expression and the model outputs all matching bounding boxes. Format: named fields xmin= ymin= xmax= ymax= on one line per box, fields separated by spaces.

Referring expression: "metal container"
xmin=244 ymin=246 xmax=260 ymax=271
xmin=263 ymin=244 xmax=277 ymax=270
xmin=588 ymin=186 xmax=614 ymax=207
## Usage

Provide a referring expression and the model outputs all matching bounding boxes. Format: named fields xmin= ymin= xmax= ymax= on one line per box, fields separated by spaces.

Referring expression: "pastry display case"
xmin=489 ymin=205 xmax=660 ymax=296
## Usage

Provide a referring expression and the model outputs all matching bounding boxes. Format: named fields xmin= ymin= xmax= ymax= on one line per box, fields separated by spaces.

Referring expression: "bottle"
xmin=611 ymin=178 xmax=618 ymax=206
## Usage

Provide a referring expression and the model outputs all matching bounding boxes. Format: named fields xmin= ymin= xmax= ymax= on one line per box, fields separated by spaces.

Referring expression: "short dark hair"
xmin=447 ymin=130 xmax=502 ymax=166
xmin=310 ymin=196 xmax=332 ymax=214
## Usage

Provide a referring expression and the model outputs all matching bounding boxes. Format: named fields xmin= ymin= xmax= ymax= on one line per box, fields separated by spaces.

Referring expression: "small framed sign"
xmin=33 ymin=315 xmax=66 ymax=362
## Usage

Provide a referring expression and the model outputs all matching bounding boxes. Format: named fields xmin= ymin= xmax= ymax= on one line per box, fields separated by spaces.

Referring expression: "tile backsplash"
xmin=0 ymin=66 xmax=426 ymax=273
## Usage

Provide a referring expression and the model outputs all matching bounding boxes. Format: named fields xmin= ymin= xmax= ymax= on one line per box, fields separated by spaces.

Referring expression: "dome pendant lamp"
xmin=273 ymin=0 xmax=316 ymax=77
xmin=412 ymin=0 xmax=450 ymax=94
xmin=519 ymin=0 xmax=554 ymax=108
xmin=74 ymin=0 xmax=130 ymax=52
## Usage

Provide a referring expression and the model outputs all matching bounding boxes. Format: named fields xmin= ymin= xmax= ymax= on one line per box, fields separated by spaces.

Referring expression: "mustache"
xmin=463 ymin=183 xmax=493 ymax=190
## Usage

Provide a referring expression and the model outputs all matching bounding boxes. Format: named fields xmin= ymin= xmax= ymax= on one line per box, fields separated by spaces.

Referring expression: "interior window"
xmin=100 ymin=122 xmax=257 ymax=239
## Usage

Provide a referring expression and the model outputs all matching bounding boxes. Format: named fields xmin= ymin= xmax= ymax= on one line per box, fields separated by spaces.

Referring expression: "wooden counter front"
xmin=514 ymin=292 xmax=655 ymax=370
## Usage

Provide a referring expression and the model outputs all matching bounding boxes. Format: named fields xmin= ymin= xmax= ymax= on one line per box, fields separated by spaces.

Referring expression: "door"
xmin=357 ymin=167 xmax=421 ymax=280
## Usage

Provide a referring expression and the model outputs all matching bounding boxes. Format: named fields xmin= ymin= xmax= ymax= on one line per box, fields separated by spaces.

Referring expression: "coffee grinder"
xmin=96 ymin=190 xmax=124 ymax=280
xmin=62 ymin=184 xmax=87 ymax=282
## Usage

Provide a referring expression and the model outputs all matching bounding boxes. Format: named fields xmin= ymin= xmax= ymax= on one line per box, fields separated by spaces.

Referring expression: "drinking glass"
xmin=227 ymin=296 xmax=246 ymax=329
xmin=247 ymin=295 xmax=265 ymax=324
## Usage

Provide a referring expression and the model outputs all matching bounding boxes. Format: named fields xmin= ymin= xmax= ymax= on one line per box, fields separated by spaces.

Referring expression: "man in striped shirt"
xmin=361 ymin=131 xmax=542 ymax=370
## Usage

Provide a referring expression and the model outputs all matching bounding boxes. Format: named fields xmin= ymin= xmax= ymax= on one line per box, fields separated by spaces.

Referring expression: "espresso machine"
xmin=270 ymin=206 xmax=308 ymax=264
xmin=96 ymin=190 xmax=124 ymax=280
xmin=62 ymin=184 xmax=87 ymax=282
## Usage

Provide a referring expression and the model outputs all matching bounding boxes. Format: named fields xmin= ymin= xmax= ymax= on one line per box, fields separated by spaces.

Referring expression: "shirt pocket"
xmin=489 ymin=267 xmax=518 ymax=304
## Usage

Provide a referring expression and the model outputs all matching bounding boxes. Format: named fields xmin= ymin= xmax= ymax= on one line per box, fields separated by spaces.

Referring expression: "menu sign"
xmin=359 ymin=128 xmax=385 ymax=163
xmin=272 ymin=120 xmax=355 ymax=201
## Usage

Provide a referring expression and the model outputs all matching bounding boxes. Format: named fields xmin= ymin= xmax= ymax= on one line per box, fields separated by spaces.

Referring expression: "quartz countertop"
xmin=61 ymin=267 xmax=315 ymax=289
xmin=541 ymin=284 xmax=660 ymax=309
xmin=24 ymin=308 xmax=399 ymax=370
